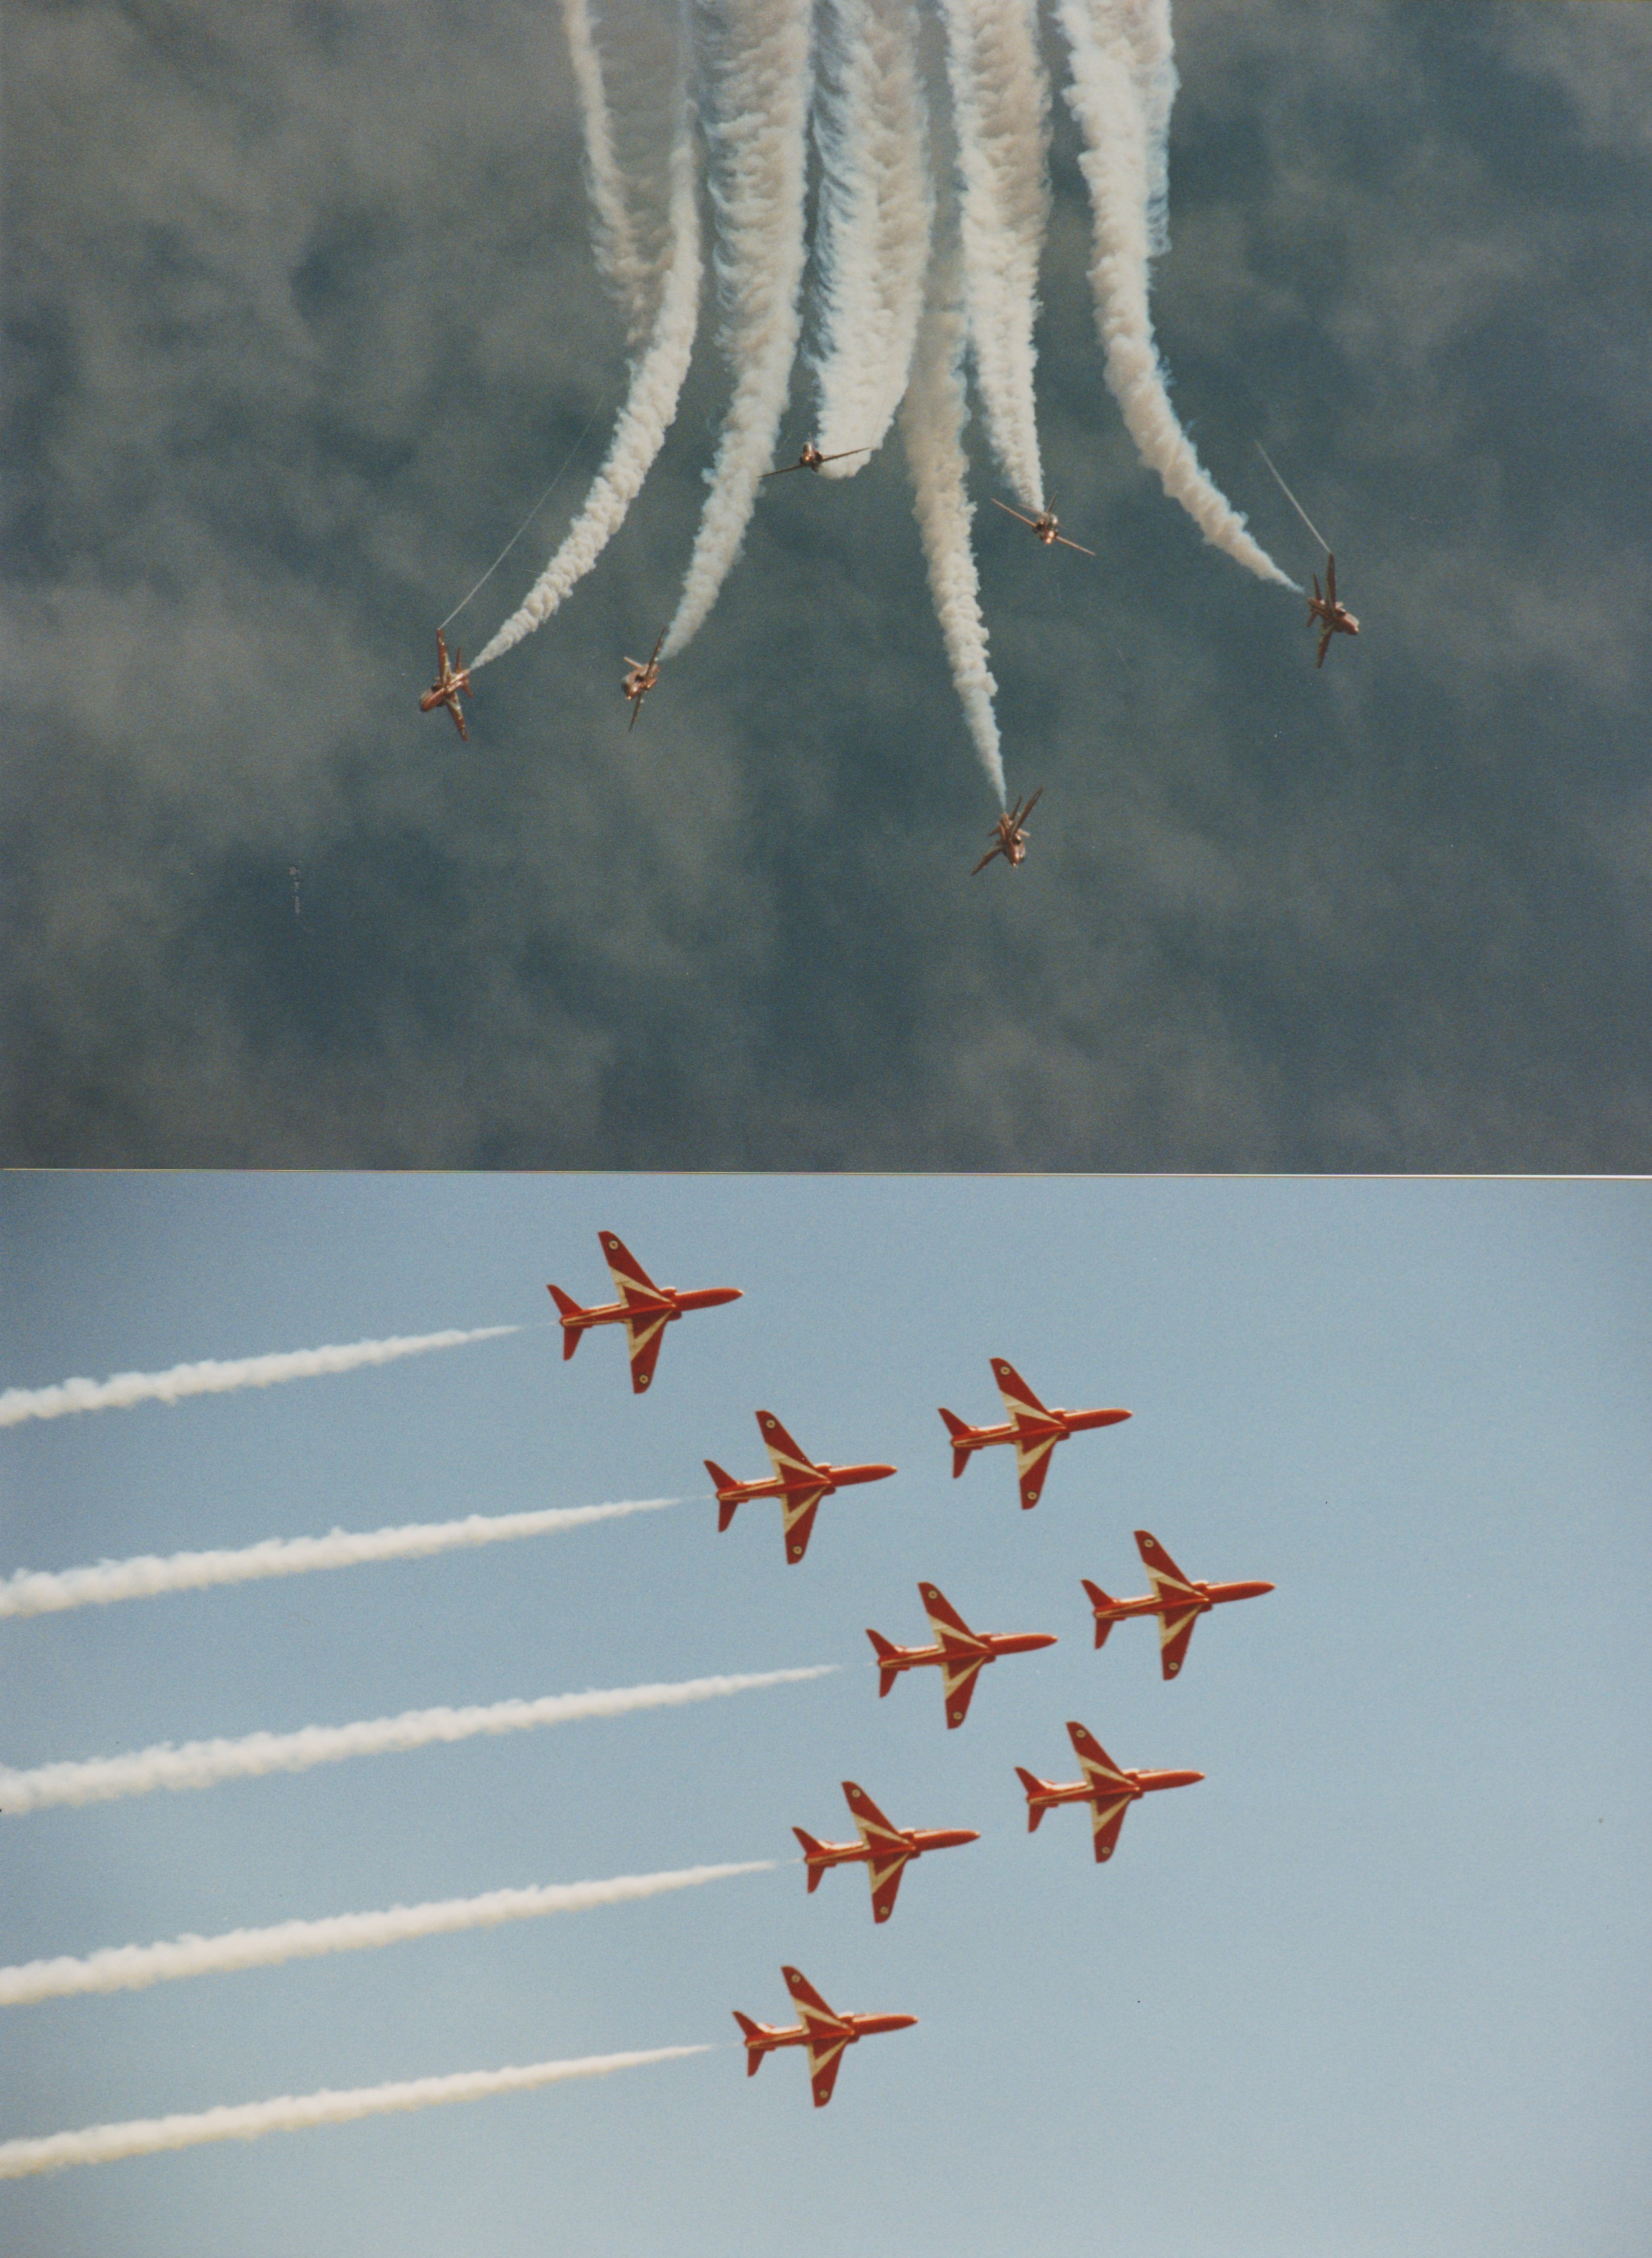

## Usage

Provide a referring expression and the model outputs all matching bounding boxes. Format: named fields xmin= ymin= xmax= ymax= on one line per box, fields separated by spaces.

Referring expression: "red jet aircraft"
xmin=867 ymin=1582 xmax=1057 ymax=1729
xmin=734 ymin=1966 xmax=917 ymax=2107
xmin=939 ymin=1357 xmax=1132 ymax=1509
xmin=706 ymin=1412 xmax=895 ymax=1564
xmin=546 ymin=1231 xmax=741 ymax=1393
xmin=793 ymin=1781 xmax=980 ymax=1922
xmin=419 ymin=630 xmax=472 ymax=741
xmin=1083 ymin=1528 xmax=1274 ymax=1679
xmin=762 ymin=441 xmax=872 ymax=477
xmin=1017 ymin=1720 xmax=1204 ymax=1863
xmin=1308 ymin=554 xmax=1359 ymax=666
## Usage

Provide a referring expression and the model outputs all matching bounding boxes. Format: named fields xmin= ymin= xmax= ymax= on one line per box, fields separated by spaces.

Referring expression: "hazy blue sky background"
xmin=5 ymin=0 xmax=1651 ymax=1166
xmin=2 ymin=1173 xmax=1647 ymax=2254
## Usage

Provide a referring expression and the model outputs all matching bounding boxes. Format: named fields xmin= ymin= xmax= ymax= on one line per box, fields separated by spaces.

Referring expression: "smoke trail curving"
xmin=562 ymin=0 xmax=654 ymax=338
xmin=935 ymin=0 xmax=1051 ymax=512
xmin=660 ymin=0 xmax=813 ymax=659
xmin=0 ymin=1862 xmax=772 ymax=2006
xmin=0 ymin=1328 xmax=518 ymax=1431
xmin=0 ymin=1496 xmax=683 ymax=1622
xmin=0 ymin=2047 xmax=710 ymax=2179
xmin=808 ymin=0 xmax=933 ymax=474
xmin=470 ymin=105 xmax=702 ymax=670
xmin=1055 ymin=0 xmax=1296 ymax=589
xmin=899 ymin=247 xmax=1005 ymax=803
xmin=0 ymin=1665 xmax=836 ymax=1814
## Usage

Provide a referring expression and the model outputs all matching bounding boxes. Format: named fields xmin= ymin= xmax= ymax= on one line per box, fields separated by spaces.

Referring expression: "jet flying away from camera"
xmin=733 ymin=1966 xmax=917 ymax=2107
xmin=419 ymin=630 xmax=473 ymax=741
xmin=761 ymin=441 xmax=872 ymax=478
xmin=621 ymin=632 xmax=665 ymax=729
xmin=1017 ymin=1721 xmax=1204 ymax=1863
xmin=939 ymin=1357 xmax=1131 ymax=1508
xmin=705 ymin=1413 xmax=896 ymax=1564
xmin=867 ymin=1582 xmax=1057 ymax=1729
xmin=1084 ymin=1529 xmax=1274 ymax=1679
xmin=971 ymin=789 xmax=1044 ymax=876
xmin=546 ymin=1231 xmax=741 ymax=1393
xmin=1308 ymin=554 xmax=1360 ymax=665
xmin=990 ymin=497 xmax=1095 ymax=556
xmin=793 ymin=1781 xmax=980 ymax=1922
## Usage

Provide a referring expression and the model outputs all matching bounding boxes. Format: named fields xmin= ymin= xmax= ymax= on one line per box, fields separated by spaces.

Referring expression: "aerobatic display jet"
xmin=705 ymin=1412 xmax=895 ymax=1564
xmin=762 ymin=441 xmax=871 ymax=478
xmin=546 ymin=1231 xmax=741 ymax=1393
xmin=1307 ymin=554 xmax=1359 ymax=666
xmin=793 ymin=1781 xmax=980 ymax=1922
xmin=938 ymin=1357 xmax=1131 ymax=1509
xmin=1083 ymin=1529 xmax=1274 ymax=1679
xmin=419 ymin=629 xmax=472 ymax=741
xmin=990 ymin=497 xmax=1095 ymax=555
xmin=1017 ymin=1720 xmax=1204 ymax=1863
xmin=621 ymin=631 xmax=664 ymax=729
xmin=867 ymin=1582 xmax=1057 ymax=1729
xmin=971 ymin=788 xmax=1044 ymax=876
xmin=733 ymin=1966 xmax=917 ymax=2107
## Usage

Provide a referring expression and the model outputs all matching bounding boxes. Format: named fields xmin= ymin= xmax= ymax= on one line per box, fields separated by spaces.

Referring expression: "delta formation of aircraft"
xmin=547 ymin=1229 xmax=1274 ymax=2106
xmin=971 ymin=787 xmax=1043 ymax=878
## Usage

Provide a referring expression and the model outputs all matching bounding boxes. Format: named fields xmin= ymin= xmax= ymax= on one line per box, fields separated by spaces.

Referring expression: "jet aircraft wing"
xmin=1136 ymin=1533 xmax=1203 ymax=1678
xmin=622 ymin=1313 xmax=670 ymax=1393
xmin=940 ymin=1651 xmax=987 ymax=1729
xmin=866 ymin=1850 xmax=912 ymax=1923
xmin=1316 ymin=624 xmax=1332 ymax=667
xmin=806 ymin=2031 xmax=851 ymax=2107
xmin=971 ymin=842 xmax=1004 ymax=876
xmin=843 ymin=1782 xmax=913 ymax=1920
xmin=781 ymin=1967 xmax=853 ymax=2105
xmin=1010 ymin=1432 xmax=1060 ymax=1511
xmin=1089 ymin=1793 xmax=1134 ymax=1862
xmin=599 ymin=1231 xmax=665 ymax=1306
xmin=780 ymin=1486 xmax=828 ymax=1563
xmin=1158 ymin=1607 xmax=1202 ymax=1679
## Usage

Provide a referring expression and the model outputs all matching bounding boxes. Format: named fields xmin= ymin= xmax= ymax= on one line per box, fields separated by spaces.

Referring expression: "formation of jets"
xmin=547 ymin=1228 xmax=1273 ymax=2106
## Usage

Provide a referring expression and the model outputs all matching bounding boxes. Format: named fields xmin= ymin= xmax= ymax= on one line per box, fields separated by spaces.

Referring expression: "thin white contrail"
xmin=0 ymin=1666 xmax=836 ymax=1814
xmin=1255 ymin=442 xmax=1332 ymax=556
xmin=808 ymin=0 xmax=933 ymax=475
xmin=0 ymin=1862 xmax=773 ymax=2006
xmin=0 ymin=1496 xmax=685 ymax=1622
xmin=0 ymin=2046 xmax=710 ymax=2180
xmin=1055 ymin=0 xmax=1297 ymax=590
xmin=0 ymin=1327 xmax=520 ymax=1432
xmin=660 ymin=0 xmax=813 ymax=660
xmin=470 ymin=103 xmax=702 ymax=671
xmin=899 ymin=246 xmax=1006 ymax=805
xmin=936 ymin=0 xmax=1052 ymax=513
xmin=563 ymin=0 xmax=654 ymax=338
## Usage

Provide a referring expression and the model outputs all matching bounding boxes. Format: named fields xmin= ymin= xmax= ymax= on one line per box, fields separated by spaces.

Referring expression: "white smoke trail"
xmin=660 ymin=0 xmax=813 ymax=660
xmin=807 ymin=0 xmax=933 ymax=474
xmin=899 ymin=249 xmax=1005 ymax=804
xmin=0 ymin=1862 xmax=772 ymax=2006
xmin=0 ymin=1665 xmax=836 ymax=1814
xmin=0 ymin=2046 xmax=710 ymax=2180
xmin=563 ymin=0 xmax=653 ymax=337
xmin=935 ymin=0 xmax=1052 ymax=513
xmin=0 ymin=1495 xmax=683 ymax=1622
xmin=1055 ymin=0 xmax=1297 ymax=589
xmin=0 ymin=1327 xmax=519 ymax=1432
xmin=470 ymin=105 xmax=702 ymax=671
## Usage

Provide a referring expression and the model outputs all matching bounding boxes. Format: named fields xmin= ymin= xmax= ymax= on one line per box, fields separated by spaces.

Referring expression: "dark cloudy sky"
xmin=5 ymin=0 xmax=1649 ymax=1166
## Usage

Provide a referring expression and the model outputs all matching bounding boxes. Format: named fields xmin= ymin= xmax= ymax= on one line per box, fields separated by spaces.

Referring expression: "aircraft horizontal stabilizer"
xmin=1080 ymin=1579 xmax=1117 ymax=1647
xmin=1016 ymin=1767 xmax=1052 ymax=1829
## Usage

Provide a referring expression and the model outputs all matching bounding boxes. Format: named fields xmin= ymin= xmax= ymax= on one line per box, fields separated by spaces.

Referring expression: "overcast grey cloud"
xmin=4 ymin=0 xmax=1649 ymax=1166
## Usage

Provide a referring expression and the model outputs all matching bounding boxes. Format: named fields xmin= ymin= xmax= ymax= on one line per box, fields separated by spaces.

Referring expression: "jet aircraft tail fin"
xmin=1080 ymin=1578 xmax=1118 ymax=1648
xmin=546 ymin=1284 xmax=585 ymax=1358
xmin=705 ymin=1465 xmax=740 ymax=1529
xmin=732 ymin=2011 xmax=766 ymax=2072
xmin=866 ymin=1628 xmax=900 ymax=1697
xmin=1016 ymin=1766 xmax=1055 ymax=1829
xmin=793 ymin=1828 xmax=828 ymax=1887
xmin=937 ymin=1408 xmax=973 ymax=1480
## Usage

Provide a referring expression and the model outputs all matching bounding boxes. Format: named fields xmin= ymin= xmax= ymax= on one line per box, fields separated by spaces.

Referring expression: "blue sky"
xmin=2 ymin=1173 xmax=1647 ymax=2254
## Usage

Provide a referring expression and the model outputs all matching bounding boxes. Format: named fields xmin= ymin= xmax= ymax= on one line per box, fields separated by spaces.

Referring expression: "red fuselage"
xmin=558 ymin=1284 xmax=741 ymax=1338
xmin=955 ymin=1404 xmax=1131 ymax=1457
xmin=797 ymin=1826 xmax=979 ymax=1880
xmin=880 ymin=1628 xmax=1057 ymax=1677
xmin=741 ymin=2010 xmax=918 ymax=2060
xmin=1024 ymin=1766 xmax=1204 ymax=1818
xmin=1090 ymin=1576 xmax=1275 ymax=1631
xmin=714 ymin=1459 xmax=895 ymax=1507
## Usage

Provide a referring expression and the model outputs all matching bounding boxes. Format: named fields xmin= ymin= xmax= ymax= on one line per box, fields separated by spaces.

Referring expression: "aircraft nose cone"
xmin=1028 ymin=1633 xmax=1059 ymax=1650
